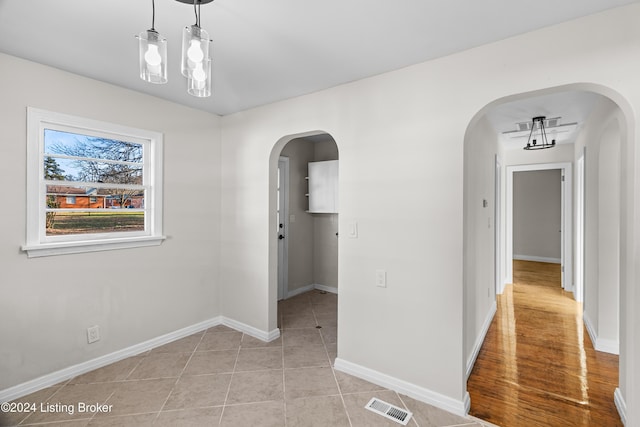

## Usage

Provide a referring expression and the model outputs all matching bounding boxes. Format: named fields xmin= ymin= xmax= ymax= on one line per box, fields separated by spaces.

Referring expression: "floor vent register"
xmin=364 ymin=397 xmax=413 ymax=425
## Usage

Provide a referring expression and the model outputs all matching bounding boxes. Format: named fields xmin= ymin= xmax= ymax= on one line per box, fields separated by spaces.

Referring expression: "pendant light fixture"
xmin=524 ymin=116 xmax=556 ymax=150
xmin=137 ymin=0 xmax=213 ymax=97
xmin=181 ymin=0 xmax=212 ymax=97
xmin=137 ymin=0 xmax=168 ymax=84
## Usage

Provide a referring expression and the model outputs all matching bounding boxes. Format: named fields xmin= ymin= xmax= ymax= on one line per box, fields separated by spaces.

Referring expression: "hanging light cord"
xmin=193 ymin=1 xmax=200 ymax=27
xmin=192 ymin=0 xmax=214 ymax=28
xmin=150 ymin=0 xmax=156 ymax=31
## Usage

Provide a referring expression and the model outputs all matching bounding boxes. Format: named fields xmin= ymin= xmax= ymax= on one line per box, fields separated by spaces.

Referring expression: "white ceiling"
xmin=0 ymin=0 xmax=636 ymax=116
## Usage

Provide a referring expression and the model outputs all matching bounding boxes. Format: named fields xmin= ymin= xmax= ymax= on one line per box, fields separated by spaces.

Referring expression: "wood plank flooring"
xmin=467 ymin=260 xmax=621 ymax=426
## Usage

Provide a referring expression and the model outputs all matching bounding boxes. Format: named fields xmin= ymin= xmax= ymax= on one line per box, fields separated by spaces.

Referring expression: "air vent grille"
xmin=365 ymin=398 xmax=413 ymax=425
xmin=516 ymin=116 xmax=562 ymax=132
xmin=546 ymin=117 xmax=559 ymax=127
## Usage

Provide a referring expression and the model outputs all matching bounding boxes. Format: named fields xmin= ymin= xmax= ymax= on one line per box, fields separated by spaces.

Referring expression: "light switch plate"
xmin=348 ymin=222 xmax=358 ymax=238
xmin=376 ymin=270 xmax=386 ymax=287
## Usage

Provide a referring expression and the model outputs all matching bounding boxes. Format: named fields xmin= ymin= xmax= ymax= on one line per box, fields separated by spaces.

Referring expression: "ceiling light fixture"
xmin=137 ymin=0 xmax=168 ymax=84
xmin=137 ymin=0 xmax=214 ymax=97
xmin=524 ymin=116 xmax=556 ymax=150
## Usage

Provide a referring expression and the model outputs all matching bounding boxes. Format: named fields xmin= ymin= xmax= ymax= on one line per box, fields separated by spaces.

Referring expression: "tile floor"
xmin=2 ymin=290 xmax=491 ymax=427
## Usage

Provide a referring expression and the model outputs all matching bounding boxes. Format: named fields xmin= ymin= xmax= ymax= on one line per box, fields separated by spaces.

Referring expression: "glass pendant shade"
xmin=187 ymin=58 xmax=212 ymax=97
xmin=138 ymin=29 xmax=168 ymax=84
xmin=181 ymin=25 xmax=210 ymax=78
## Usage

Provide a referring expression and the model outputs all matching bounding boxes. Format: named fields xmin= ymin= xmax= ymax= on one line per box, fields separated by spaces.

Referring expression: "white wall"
xmin=312 ymin=140 xmax=339 ymax=290
xmin=503 ymin=142 xmax=576 ymax=166
xmin=221 ymin=4 xmax=640 ymax=418
xmin=598 ymin=121 xmax=620 ymax=350
xmin=0 ymin=53 xmax=222 ymax=391
xmin=513 ymin=169 xmax=562 ymax=262
xmin=575 ymin=97 xmax=622 ymax=355
xmin=463 ymin=116 xmax=498 ymax=376
xmin=2 ymin=3 xmax=640 ymax=422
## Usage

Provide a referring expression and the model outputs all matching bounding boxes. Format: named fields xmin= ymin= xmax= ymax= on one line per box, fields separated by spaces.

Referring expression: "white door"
xmin=277 ymin=157 xmax=290 ymax=300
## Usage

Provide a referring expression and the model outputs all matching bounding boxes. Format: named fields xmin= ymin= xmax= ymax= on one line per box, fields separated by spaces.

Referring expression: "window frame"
xmin=23 ymin=107 xmax=165 ymax=257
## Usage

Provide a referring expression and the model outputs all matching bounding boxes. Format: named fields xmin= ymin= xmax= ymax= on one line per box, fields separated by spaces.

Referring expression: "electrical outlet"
xmin=87 ymin=325 xmax=100 ymax=344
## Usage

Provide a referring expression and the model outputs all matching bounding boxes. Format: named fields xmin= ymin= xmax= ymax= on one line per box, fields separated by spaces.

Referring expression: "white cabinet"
xmin=307 ymin=160 xmax=338 ymax=213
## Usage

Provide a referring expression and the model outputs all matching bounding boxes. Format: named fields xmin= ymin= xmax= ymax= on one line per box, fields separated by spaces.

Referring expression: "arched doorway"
xmin=268 ymin=131 xmax=340 ymax=331
xmin=462 ymin=83 xmax=634 ymax=425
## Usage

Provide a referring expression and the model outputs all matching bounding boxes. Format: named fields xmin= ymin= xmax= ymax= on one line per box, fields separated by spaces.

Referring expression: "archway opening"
xmin=268 ymin=131 xmax=340 ymax=332
xmin=462 ymin=83 xmax=632 ymax=426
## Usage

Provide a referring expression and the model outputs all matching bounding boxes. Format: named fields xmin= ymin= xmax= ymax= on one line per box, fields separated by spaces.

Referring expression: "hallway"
xmin=467 ymin=260 xmax=621 ymax=426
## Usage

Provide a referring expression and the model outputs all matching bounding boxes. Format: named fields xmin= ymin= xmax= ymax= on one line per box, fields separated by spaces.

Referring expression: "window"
xmin=23 ymin=108 xmax=165 ymax=257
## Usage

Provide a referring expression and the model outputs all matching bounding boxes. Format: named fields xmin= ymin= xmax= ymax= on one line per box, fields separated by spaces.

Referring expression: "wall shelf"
xmin=307 ymin=160 xmax=338 ymax=214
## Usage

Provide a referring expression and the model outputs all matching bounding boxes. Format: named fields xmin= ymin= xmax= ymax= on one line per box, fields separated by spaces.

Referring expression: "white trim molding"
xmin=334 ymin=358 xmax=468 ymax=417
xmin=0 ymin=316 xmax=279 ymax=403
xmin=286 ymin=284 xmax=315 ymax=298
xmin=466 ymin=301 xmax=497 ymax=379
xmin=22 ymin=235 xmax=166 ymax=258
xmin=584 ymin=312 xmax=619 ymax=355
xmin=286 ymin=283 xmax=338 ymax=299
xmin=220 ymin=317 xmax=280 ymax=342
xmin=614 ymin=387 xmax=627 ymax=425
xmin=313 ymin=284 xmax=338 ymax=294
xmin=513 ymin=254 xmax=561 ymax=264
xmin=505 ymin=162 xmax=573 ymax=293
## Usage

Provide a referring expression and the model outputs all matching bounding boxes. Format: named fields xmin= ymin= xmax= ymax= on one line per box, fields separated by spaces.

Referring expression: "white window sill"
xmin=22 ymin=236 xmax=166 ymax=258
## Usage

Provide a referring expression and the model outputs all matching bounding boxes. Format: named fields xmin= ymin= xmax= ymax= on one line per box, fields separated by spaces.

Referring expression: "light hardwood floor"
xmin=467 ymin=260 xmax=621 ymax=426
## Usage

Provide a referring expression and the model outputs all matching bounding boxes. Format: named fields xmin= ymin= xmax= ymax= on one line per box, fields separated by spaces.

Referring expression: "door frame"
xmin=575 ymin=148 xmax=586 ymax=303
xmin=504 ymin=162 xmax=573 ymax=295
xmin=277 ymin=156 xmax=290 ymax=300
xmin=495 ymin=155 xmax=502 ymax=297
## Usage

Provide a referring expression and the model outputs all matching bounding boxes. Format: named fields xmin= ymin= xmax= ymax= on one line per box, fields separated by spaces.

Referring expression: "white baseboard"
xmin=286 ymin=283 xmax=338 ymax=298
xmin=595 ymin=337 xmax=620 ymax=355
xmin=286 ymin=284 xmax=315 ymax=298
xmin=614 ymin=387 xmax=627 ymax=425
xmin=513 ymin=254 xmax=561 ymax=264
xmin=221 ymin=317 xmax=280 ymax=342
xmin=334 ymin=358 xmax=468 ymax=417
xmin=583 ymin=311 xmax=598 ymax=350
xmin=313 ymin=284 xmax=338 ymax=294
xmin=583 ymin=312 xmax=619 ymax=355
xmin=466 ymin=301 xmax=497 ymax=379
xmin=0 ymin=315 xmax=278 ymax=403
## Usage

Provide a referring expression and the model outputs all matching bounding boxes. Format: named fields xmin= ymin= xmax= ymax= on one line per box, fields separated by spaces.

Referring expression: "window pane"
xmin=45 ymin=211 xmax=145 ymax=236
xmin=44 ymin=129 xmax=143 ymax=163
xmin=44 ymin=156 xmax=143 ymax=184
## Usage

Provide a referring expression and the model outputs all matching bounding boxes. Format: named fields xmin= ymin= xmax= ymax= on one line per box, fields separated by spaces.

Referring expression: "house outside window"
xmin=23 ymin=108 xmax=165 ymax=257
